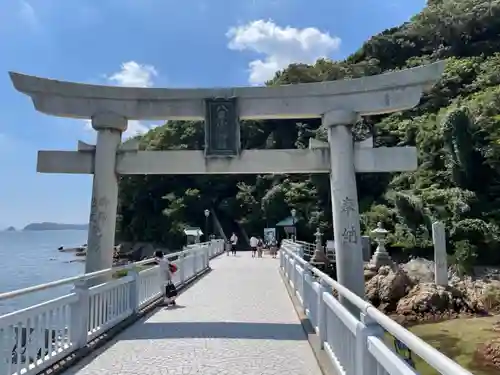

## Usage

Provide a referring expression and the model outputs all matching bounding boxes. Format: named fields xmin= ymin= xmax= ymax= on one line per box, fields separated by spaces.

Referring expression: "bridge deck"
xmin=62 ymin=252 xmax=323 ymax=375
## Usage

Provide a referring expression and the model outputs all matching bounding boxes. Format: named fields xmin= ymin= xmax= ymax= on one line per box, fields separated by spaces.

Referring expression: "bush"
xmin=453 ymin=240 xmax=478 ymax=275
xmin=480 ymin=285 xmax=500 ymax=312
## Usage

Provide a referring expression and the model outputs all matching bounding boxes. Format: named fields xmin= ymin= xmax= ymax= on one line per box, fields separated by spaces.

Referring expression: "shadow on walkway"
xmin=121 ymin=321 xmax=307 ymax=341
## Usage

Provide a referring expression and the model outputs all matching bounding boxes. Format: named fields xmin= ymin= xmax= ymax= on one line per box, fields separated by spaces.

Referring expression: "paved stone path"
xmin=63 ymin=252 xmax=323 ymax=375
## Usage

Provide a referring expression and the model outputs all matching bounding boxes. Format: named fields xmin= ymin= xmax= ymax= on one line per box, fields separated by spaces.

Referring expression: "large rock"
xmin=364 ymin=263 xmax=378 ymax=281
xmin=395 ymin=279 xmax=496 ymax=316
xmin=396 ymin=283 xmax=461 ymax=315
xmin=402 ymin=258 xmax=435 ymax=283
xmin=365 ymin=266 xmax=414 ymax=311
xmin=360 ymin=260 xmax=500 ymax=319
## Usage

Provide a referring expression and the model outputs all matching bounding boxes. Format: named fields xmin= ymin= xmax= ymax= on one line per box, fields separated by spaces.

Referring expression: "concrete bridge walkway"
xmin=62 ymin=253 xmax=323 ymax=375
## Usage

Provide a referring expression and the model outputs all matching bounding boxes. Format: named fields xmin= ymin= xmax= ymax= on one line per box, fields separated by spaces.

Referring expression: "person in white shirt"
xmin=230 ymin=232 xmax=238 ymax=256
xmin=154 ymin=250 xmax=177 ymax=306
xmin=250 ymin=236 xmax=258 ymax=257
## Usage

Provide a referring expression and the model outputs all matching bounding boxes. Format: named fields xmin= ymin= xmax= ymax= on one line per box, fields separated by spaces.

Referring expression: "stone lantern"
xmin=370 ymin=222 xmax=393 ymax=268
xmin=310 ymin=228 xmax=329 ymax=269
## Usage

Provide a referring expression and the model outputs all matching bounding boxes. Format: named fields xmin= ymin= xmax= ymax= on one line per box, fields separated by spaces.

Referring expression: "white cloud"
xmin=83 ymin=119 xmax=150 ymax=139
xmin=85 ymin=61 xmax=160 ymax=139
xmin=19 ymin=0 xmax=39 ymax=29
xmin=107 ymin=61 xmax=158 ymax=88
xmin=227 ymin=20 xmax=341 ymax=85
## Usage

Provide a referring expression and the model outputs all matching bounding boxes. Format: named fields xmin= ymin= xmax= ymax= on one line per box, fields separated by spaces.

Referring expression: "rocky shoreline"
xmin=363 ymin=259 xmax=500 ymax=322
xmin=58 ymin=242 xmax=167 ymax=265
xmin=361 ymin=258 xmax=500 ymax=371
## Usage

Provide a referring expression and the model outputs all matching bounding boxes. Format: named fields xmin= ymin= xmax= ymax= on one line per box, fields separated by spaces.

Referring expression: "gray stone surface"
xmin=432 ymin=221 xmax=448 ymax=286
xmin=62 ymin=254 xmax=323 ymax=375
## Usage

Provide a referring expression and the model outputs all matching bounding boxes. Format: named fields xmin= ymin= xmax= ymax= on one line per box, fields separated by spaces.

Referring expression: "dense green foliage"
xmin=117 ymin=0 xmax=500 ymax=268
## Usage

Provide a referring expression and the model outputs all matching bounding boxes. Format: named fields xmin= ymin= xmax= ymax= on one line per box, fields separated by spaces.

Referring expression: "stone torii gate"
xmin=9 ymin=61 xmax=444 ymax=299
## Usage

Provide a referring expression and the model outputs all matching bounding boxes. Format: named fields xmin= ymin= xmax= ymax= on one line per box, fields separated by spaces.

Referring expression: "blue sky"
xmin=0 ymin=0 xmax=426 ymax=229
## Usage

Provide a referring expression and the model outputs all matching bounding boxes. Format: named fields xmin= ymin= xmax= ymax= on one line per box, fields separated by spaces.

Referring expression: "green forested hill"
xmin=117 ymin=0 xmax=500 ymax=271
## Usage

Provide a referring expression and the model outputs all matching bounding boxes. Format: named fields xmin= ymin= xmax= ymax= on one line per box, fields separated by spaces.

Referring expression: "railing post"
xmin=179 ymin=253 xmax=185 ymax=284
xmin=196 ymin=249 xmax=201 ymax=273
xmin=199 ymin=249 xmax=204 ymax=273
xmin=299 ymin=266 xmax=305 ymax=302
xmin=293 ymin=261 xmax=299 ymax=293
xmin=317 ymin=279 xmax=328 ymax=349
xmin=197 ymin=249 xmax=201 ymax=273
xmin=0 ymin=326 xmax=14 ymax=374
xmin=192 ymin=250 xmax=197 ymax=276
xmin=288 ymin=256 xmax=293 ymax=282
xmin=356 ymin=313 xmax=384 ymax=375
xmin=192 ymin=250 xmax=197 ymax=275
xmin=157 ymin=262 xmax=165 ymax=295
xmin=128 ymin=268 xmax=140 ymax=313
xmin=70 ymin=280 xmax=90 ymax=349
xmin=302 ymin=264 xmax=311 ymax=315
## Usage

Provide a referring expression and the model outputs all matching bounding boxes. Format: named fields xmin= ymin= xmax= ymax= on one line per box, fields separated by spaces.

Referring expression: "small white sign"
xmin=326 ymin=240 xmax=335 ymax=250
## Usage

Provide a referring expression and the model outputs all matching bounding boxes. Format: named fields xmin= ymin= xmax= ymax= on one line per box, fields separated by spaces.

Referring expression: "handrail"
xmin=294 ymin=240 xmax=314 ymax=246
xmin=285 ymin=239 xmax=336 ymax=260
xmin=0 ymin=239 xmax=224 ymax=375
xmin=0 ymin=245 xmax=205 ymax=302
xmin=282 ymin=242 xmax=370 ymax=312
xmin=280 ymin=243 xmax=473 ymax=375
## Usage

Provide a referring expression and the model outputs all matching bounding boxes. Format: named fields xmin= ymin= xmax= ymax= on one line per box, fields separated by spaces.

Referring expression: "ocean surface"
xmin=0 ymin=230 xmax=88 ymax=315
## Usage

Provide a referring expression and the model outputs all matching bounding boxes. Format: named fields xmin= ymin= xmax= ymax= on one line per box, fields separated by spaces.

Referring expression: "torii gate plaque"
xmin=8 ymin=61 xmax=445 ymax=306
xmin=205 ymin=97 xmax=240 ymax=157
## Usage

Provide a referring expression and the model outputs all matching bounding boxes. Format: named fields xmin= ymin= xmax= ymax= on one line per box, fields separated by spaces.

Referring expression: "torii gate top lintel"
xmin=8 ymin=61 xmax=445 ymax=121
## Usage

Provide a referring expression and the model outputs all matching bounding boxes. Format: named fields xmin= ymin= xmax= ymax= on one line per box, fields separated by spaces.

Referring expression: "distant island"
xmin=5 ymin=226 xmax=16 ymax=231
xmin=23 ymin=222 xmax=89 ymax=231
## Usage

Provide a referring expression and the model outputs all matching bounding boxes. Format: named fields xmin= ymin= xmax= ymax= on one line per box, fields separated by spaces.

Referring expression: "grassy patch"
xmin=385 ymin=317 xmax=499 ymax=375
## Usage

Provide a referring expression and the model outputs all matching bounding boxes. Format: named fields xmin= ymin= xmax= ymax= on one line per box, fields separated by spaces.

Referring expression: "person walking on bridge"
xmin=230 ymin=232 xmax=238 ymax=256
xmin=269 ymin=238 xmax=278 ymax=258
xmin=257 ymin=237 xmax=264 ymax=258
xmin=154 ymin=250 xmax=178 ymax=306
xmin=250 ymin=235 xmax=258 ymax=257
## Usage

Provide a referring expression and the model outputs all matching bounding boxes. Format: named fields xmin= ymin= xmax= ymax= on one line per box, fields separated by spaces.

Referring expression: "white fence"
xmin=279 ymin=242 xmax=473 ymax=375
xmin=0 ymin=239 xmax=224 ymax=375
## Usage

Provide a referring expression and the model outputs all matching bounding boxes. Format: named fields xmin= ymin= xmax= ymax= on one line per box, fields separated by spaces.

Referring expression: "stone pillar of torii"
xmin=9 ymin=61 xmax=445 ymax=304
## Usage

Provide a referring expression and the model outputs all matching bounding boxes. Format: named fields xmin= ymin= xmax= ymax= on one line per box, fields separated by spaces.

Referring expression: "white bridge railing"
xmin=293 ymin=240 xmax=336 ymax=263
xmin=0 ymin=239 xmax=224 ymax=375
xmin=279 ymin=242 xmax=473 ymax=375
